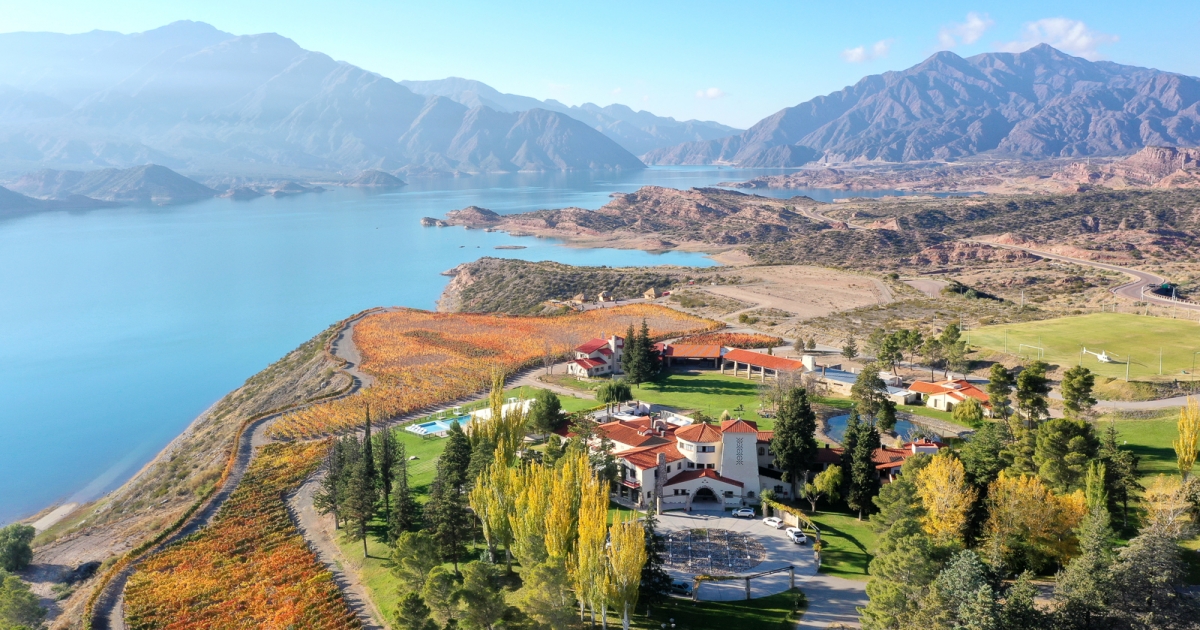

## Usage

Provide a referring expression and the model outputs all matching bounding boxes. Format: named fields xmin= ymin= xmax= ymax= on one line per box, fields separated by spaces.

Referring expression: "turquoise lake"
xmin=0 ymin=166 xmax=942 ymax=522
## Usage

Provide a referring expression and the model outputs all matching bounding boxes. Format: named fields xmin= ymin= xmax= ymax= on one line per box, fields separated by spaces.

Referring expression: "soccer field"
xmin=970 ymin=313 xmax=1200 ymax=382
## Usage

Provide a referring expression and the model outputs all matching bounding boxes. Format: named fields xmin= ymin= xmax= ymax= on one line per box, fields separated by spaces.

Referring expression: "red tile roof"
xmin=720 ymin=419 xmax=759 ymax=433
xmin=723 ymin=348 xmax=805 ymax=372
xmin=597 ymin=347 xmax=613 ymax=356
xmin=573 ymin=358 xmax=605 ymax=369
xmin=598 ymin=419 xmax=669 ymax=450
xmin=815 ymin=447 xmax=844 ymax=465
xmin=664 ymin=468 xmax=744 ymax=488
xmin=620 ymin=443 xmax=684 ymax=470
xmin=910 ymin=380 xmax=991 ymax=406
xmin=757 ymin=431 xmax=774 ymax=443
xmin=663 ymin=344 xmax=723 ymax=359
xmin=675 ymin=423 xmax=724 ymax=443
xmin=576 ymin=338 xmax=609 ymax=354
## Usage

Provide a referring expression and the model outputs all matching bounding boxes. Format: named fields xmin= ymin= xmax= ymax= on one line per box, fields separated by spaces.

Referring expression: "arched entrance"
xmin=693 ymin=487 xmax=718 ymax=504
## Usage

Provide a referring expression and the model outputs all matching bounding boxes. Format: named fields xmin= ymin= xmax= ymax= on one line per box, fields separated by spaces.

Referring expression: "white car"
xmin=762 ymin=516 xmax=784 ymax=529
xmin=732 ymin=508 xmax=755 ymax=518
xmin=785 ymin=527 xmax=808 ymax=544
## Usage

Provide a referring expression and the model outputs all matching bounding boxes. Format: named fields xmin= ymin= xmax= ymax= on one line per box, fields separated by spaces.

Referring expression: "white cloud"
xmin=611 ymin=87 xmax=623 ymax=95
xmin=695 ymin=87 xmax=725 ymax=100
xmin=938 ymin=12 xmax=994 ymax=48
xmin=841 ymin=39 xmax=893 ymax=63
xmin=1000 ymin=17 xmax=1118 ymax=60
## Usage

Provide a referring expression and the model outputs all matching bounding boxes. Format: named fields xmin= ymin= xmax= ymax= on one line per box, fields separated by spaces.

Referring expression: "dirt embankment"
xmin=26 ymin=325 xmax=351 ymax=628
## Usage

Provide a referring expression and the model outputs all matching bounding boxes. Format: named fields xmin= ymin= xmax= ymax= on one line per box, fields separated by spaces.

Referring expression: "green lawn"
xmin=971 ymin=313 xmax=1200 ymax=382
xmin=629 ymin=588 xmax=803 ymax=630
xmin=898 ymin=404 xmax=967 ymax=427
xmin=809 ymin=510 xmax=877 ymax=581
xmin=1109 ymin=414 xmax=1180 ymax=480
xmin=633 ymin=371 xmax=778 ymax=429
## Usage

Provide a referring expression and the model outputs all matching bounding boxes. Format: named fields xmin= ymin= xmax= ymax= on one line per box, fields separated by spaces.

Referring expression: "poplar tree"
xmin=362 ymin=406 xmax=375 ymax=488
xmin=639 ymin=513 xmax=671 ymax=614
xmin=572 ymin=468 xmax=609 ymax=622
xmin=607 ymin=518 xmax=648 ymax=630
xmin=344 ymin=449 xmax=377 ymax=558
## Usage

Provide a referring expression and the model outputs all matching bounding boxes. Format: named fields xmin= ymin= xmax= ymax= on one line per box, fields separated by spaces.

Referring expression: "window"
xmin=687 ymin=462 xmax=695 ymax=469
xmin=706 ymin=463 xmax=715 ymax=469
xmin=724 ymin=491 xmax=734 ymax=498
xmin=747 ymin=492 xmax=755 ymax=498
xmin=774 ymin=485 xmax=784 ymax=493
xmin=757 ymin=447 xmax=765 ymax=456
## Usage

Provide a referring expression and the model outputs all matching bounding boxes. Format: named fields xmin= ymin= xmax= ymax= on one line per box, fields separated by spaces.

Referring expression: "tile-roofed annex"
xmin=719 ymin=418 xmax=759 ymax=433
xmin=663 ymin=468 xmax=744 ymax=488
xmin=722 ymin=348 xmax=805 ymax=372
xmin=662 ymin=344 xmax=723 ymax=359
xmin=620 ymin=442 xmax=684 ymax=470
xmin=756 ymin=430 xmax=774 ymax=443
xmin=675 ymin=423 xmax=724 ymax=443
xmin=573 ymin=358 xmax=605 ymax=370
xmin=910 ymin=379 xmax=991 ymax=405
xmin=576 ymin=338 xmax=610 ymax=354
xmin=596 ymin=419 xmax=670 ymax=450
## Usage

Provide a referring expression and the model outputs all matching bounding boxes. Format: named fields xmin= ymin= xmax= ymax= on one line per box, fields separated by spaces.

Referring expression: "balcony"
xmin=619 ymin=478 xmax=641 ymax=489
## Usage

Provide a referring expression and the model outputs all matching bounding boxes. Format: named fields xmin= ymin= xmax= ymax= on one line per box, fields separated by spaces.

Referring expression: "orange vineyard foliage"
xmin=124 ymin=442 xmax=359 ymax=630
xmin=269 ymin=304 xmax=720 ymax=439
xmin=678 ymin=332 xmax=783 ymax=349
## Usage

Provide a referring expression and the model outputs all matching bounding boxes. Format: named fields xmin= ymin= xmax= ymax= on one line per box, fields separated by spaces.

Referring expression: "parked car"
xmin=763 ymin=516 xmax=784 ymax=529
xmin=732 ymin=508 xmax=755 ymax=518
xmin=670 ymin=580 xmax=693 ymax=596
xmin=785 ymin=527 xmax=808 ymax=544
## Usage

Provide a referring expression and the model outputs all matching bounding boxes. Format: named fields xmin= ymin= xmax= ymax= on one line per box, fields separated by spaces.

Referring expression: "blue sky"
xmin=1 ymin=0 xmax=1198 ymax=128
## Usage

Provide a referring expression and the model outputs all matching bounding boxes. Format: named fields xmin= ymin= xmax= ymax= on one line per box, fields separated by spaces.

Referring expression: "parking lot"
xmin=656 ymin=511 xmax=817 ymax=601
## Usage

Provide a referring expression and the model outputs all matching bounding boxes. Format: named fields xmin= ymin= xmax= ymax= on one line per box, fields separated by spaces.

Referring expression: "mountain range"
xmin=646 ymin=44 xmax=1200 ymax=166
xmin=0 ymin=21 xmax=645 ymax=176
xmin=398 ymin=77 xmax=740 ymax=157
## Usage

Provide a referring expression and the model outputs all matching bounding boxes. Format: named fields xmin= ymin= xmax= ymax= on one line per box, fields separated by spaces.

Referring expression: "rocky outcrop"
xmin=420 ymin=217 xmax=449 ymax=227
xmin=444 ymin=206 xmax=502 ymax=227
xmin=906 ymin=242 xmax=1040 ymax=266
xmin=0 ymin=185 xmax=119 ymax=216
xmin=1053 ymin=146 xmax=1200 ymax=189
xmin=648 ymin=45 xmax=1200 ymax=166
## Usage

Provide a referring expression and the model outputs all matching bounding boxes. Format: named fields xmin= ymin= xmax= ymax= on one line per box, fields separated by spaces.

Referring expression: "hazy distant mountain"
xmin=400 ymin=77 xmax=741 ymax=156
xmin=348 ymin=170 xmax=406 ymax=188
xmin=0 ymin=21 xmax=643 ymax=176
xmin=646 ymin=44 xmax=1200 ymax=166
xmin=11 ymin=164 xmax=216 ymax=203
xmin=0 ymin=184 xmax=119 ymax=216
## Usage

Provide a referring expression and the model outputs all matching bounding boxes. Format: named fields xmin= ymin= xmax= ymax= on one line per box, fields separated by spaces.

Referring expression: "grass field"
xmin=971 ymin=313 xmax=1200 ymax=382
xmin=1109 ymin=413 xmax=1179 ymax=479
xmin=629 ymin=588 xmax=803 ymax=629
xmin=808 ymin=511 xmax=877 ymax=581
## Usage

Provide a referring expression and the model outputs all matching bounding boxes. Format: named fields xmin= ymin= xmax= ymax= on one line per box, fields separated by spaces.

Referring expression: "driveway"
xmin=656 ymin=511 xmax=866 ymax=626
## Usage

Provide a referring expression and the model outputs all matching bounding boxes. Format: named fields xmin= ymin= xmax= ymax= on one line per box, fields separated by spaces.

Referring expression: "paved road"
xmin=656 ymin=512 xmax=865 ymax=627
xmin=969 ymin=239 xmax=1200 ymax=313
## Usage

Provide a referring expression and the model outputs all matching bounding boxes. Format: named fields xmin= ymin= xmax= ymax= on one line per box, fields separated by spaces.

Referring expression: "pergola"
xmin=720 ymin=348 xmax=804 ymax=381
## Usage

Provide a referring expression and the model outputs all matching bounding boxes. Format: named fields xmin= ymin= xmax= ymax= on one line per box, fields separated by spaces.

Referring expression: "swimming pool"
xmin=406 ymin=415 xmax=472 ymax=436
xmin=824 ymin=414 xmax=920 ymax=443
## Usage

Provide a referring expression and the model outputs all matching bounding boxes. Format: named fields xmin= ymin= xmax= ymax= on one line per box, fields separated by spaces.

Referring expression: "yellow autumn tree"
xmin=1174 ymin=397 xmax=1200 ymax=479
xmin=984 ymin=471 xmax=1086 ymax=570
xmin=509 ymin=463 xmax=553 ymax=567
xmin=571 ymin=464 xmax=609 ymax=623
xmin=545 ymin=452 xmax=587 ymax=559
xmin=607 ymin=517 xmax=647 ymax=630
xmin=914 ymin=453 xmax=977 ymax=546
xmin=1144 ymin=474 xmax=1193 ymax=539
xmin=469 ymin=446 xmax=517 ymax=571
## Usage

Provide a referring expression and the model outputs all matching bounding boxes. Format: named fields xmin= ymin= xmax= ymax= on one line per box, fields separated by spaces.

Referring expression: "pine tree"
xmin=843 ymin=410 xmax=882 ymax=520
xmin=362 ymin=405 xmax=376 ymax=488
xmin=986 ymin=363 xmax=1014 ymax=421
xmin=465 ymin=435 xmax=495 ymax=491
xmin=376 ymin=426 xmax=397 ymax=524
xmin=1054 ymin=505 xmax=1115 ymax=629
xmin=313 ymin=440 xmax=346 ymax=529
xmin=543 ymin=435 xmax=564 ymax=467
xmin=1033 ymin=418 xmax=1100 ymax=494
xmin=442 ymin=420 xmax=473 ymax=491
xmin=344 ymin=450 xmax=377 ymax=558
xmin=1061 ymin=365 xmax=1097 ymax=419
xmin=528 ymin=388 xmax=563 ymax=436
xmin=394 ymin=592 xmax=437 ymax=630
xmin=425 ymin=459 xmax=467 ymax=575
xmin=389 ymin=442 xmax=419 ymax=540
xmin=1015 ymin=361 xmax=1051 ymax=428
xmin=769 ymin=386 xmax=818 ymax=496
xmin=1098 ymin=420 xmax=1141 ymax=529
